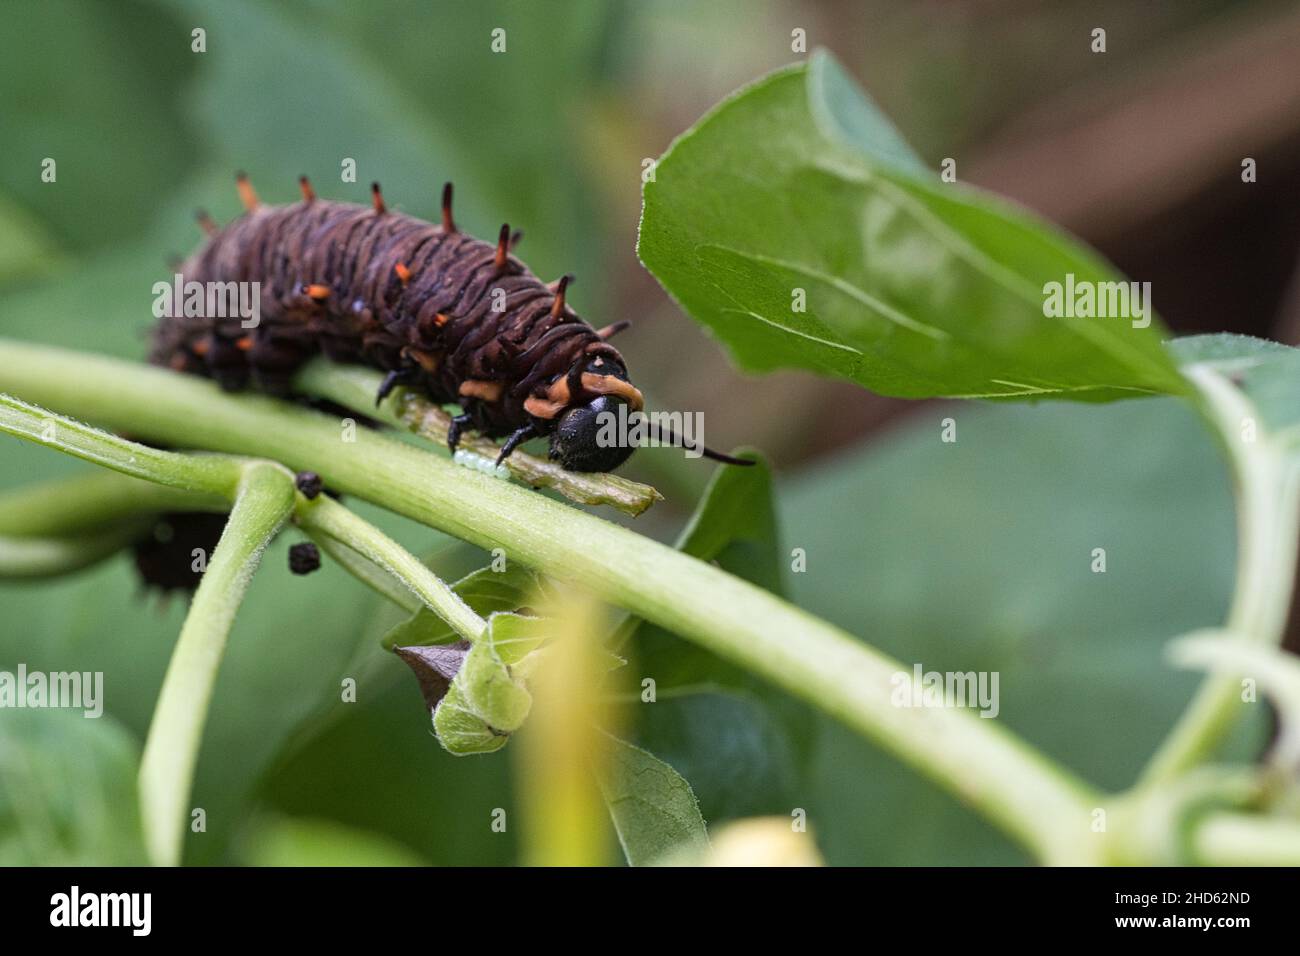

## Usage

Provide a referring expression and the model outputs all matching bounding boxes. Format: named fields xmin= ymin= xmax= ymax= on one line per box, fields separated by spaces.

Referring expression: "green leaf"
xmin=1169 ymin=334 xmax=1300 ymax=434
xmin=479 ymin=611 xmax=551 ymax=667
xmin=432 ymin=682 xmax=510 ymax=756
xmin=639 ymin=49 xmax=1186 ymax=402
xmin=805 ymin=50 xmax=927 ymax=174
xmin=621 ymin=689 xmax=802 ymax=822
xmin=783 ymin=395 xmax=1254 ymax=863
xmin=431 ymin=612 xmax=548 ymax=754
xmin=596 ymin=732 xmax=709 ymax=866
xmin=259 ymin=673 xmax=521 ymax=865
xmin=382 ymin=562 xmax=540 ymax=648
xmin=457 ymin=615 xmax=540 ymax=734
xmin=0 ymin=709 xmax=147 ymax=865
xmin=675 ymin=448 xmax=784 ymax=592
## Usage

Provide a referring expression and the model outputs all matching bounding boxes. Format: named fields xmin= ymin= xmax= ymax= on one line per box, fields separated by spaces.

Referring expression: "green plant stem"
xmin=0 ymin=393 xmax=484 ymax=861
xmin=137 ymin=462 xmax=295 ymax=865
xmin=296 ymin=494 xmax=485 ymax=643
xmin=0 ymin=392 xmax=241 ymax=496
xmin=0 ymin=340 xmax=1101 ymax=861
xmin=308 ymin=534 xmax=423 ymax=614
xmin=0 ymin=523 xmax=153 ymax=578
xmin=295 ymin=359 xmax=663 ymax=516
xmin=1140 ymin=365 xmax=1300 ymax=784
xmin=0 ymin=471 xmax=225 ymax=536
xmin=0 ymin=522 xmax=144 ymax=574
xmin=0 ymin=471 xmax=226 ymax=578
xmin=0 ymin=393 xmax=298 ymax=866
xmin=1190 ymin=813 xmax=1300 ymax=866
xmin=517 ymin=592 xmax=611 ymax=866
xmin=0 ymin=468 xmax=433 ymax=619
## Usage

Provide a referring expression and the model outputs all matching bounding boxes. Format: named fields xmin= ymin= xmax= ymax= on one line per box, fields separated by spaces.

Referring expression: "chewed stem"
xmin=292 ymin=359 xmax=664 ymax=516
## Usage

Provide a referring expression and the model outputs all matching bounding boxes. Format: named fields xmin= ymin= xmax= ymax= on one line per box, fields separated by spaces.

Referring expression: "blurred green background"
xmin=1 ymin=0 xmax=1296 ymax=864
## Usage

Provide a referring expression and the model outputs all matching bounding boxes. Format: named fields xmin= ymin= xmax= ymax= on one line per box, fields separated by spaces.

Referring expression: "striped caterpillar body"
xmin=151 ymin=176 xmax=644 ymax=472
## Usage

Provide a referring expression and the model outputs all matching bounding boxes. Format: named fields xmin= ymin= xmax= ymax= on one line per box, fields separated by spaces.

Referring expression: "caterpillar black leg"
xmin=375 ymin=368 xmax=417 ymax=406
xmin=447 ymin=412 xmax=473 ymax=455
xmin=495 ymin=423 xmax=539 ymax=467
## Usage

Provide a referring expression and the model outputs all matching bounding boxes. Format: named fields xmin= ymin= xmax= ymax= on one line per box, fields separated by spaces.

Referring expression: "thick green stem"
xmin=137 ymin=462 xmax=296 ymax=866
xmin=1140 ymin=365 xmax=1300 ymax=783
xmin=0 ymin=340 xmax=1100 ymax=861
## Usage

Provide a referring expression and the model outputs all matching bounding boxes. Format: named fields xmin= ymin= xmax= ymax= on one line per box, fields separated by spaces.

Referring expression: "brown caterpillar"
xmin=136 ymin=174 xmax=751 ymax=593
xmin=151 ymin=174 xmax=749 ymax=472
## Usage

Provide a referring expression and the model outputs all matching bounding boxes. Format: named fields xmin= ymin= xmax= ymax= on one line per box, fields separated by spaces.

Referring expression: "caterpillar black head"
xmin=550 ymin=394 xmax=636 ymax=472
xmin=522 ymin=346 xmax=756 ymax=472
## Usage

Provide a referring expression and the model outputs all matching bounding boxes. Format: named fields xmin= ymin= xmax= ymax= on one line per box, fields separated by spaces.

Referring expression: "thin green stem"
xmin=0 ymin=392 xmax=299 ymax=866
xmin=0 ymin=388 xmax=484 ymax=860
xmin=1191 ymin=813 xmax=1300 ymax=866
xmin=0 ymin=469 xmax=429 ymax=617
xmin=296 ymin=494 xmax=485 ymax=643
xmin=0 ymin=340 xmax=1101 ymax=861
xmin=137 ymin=462 xmax=296 ymax=866
xmin=0 ymin=471 xmax=225 ymax=537
xmin=0 ymin=471 xmax=226 ymax=578
xmin=294 ymin=360 xmax=664 ymax=516
xmin=516 ymin=592 xmax=611 ymax=866
xmin=1140 ymin=365 xmax=1300 ymax=784
xmin=0 ymin=392 xmax=239 ymax=497
xmin=307 ymin=533 xmax=424 ymax=614
xmin=0 ymin=523 xmax=153 ymax=578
